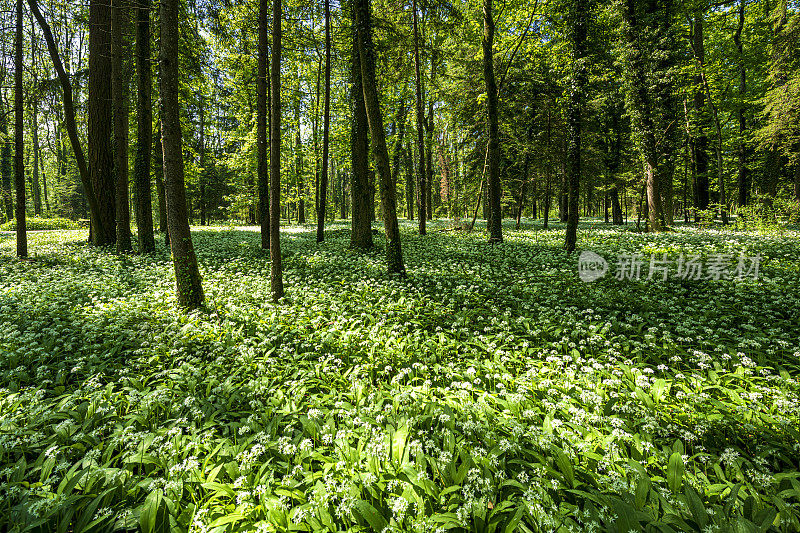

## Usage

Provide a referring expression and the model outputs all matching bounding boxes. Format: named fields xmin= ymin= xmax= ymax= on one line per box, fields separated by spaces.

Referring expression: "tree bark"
xmin=1 ymin=100 xmax=12 ymax=222
xmin=113 ymin=0 xmax=133 ymax=252
xmin=317 ymin=0 xmax=331 ymax=243
xmin=350 ymin=1 xmax=373 ymax=250
xmin=15 ymin=0 xmax=27 ymax=257
xmin=483 ymin=0 xmax=502 ymax=242
xmin=160 ymin=0 xmax=204 ymax=308
xmin=692 ymin=14 xmax=710 ymax=216
xmin=355 ymin=0 xmax=405 ymax=275
xmin=269 ymin=0 xmax=284 ymax=301
xmin=412 ymin=0 xmax=426 ymax=235
xmin=134 ymin=0 xmax=154 ymax=252
xmin=564 ymin=0 xmax=585 ymax=252
xmin=89 ymin=0 xmax=116 ymax=245
xmin=734 ymin=0 xmax=749 ymax=208
xmin=257 ymin=0 xmax=270 ymax=249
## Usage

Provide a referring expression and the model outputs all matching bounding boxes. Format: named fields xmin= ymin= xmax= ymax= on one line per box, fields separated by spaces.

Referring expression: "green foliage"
xmin=0 ymin=217 xmax=80 ymax=231
xmin=1 ymin=221 xmax=799 ymax=531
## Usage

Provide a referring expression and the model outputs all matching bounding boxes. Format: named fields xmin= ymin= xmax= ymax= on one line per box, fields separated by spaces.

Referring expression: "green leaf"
xmin=354 ymin=500 xmax=388 ymax=531
xmin=667 ymin=452 xmax=684 ymax=494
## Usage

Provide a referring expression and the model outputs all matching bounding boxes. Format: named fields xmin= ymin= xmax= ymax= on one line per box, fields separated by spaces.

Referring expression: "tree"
xmin=564 ymin=0 xmax=587 ymax=252
xmin=350 ymin=0 xmax=373 ymax=250
xmin=412 ymin=0 xmax=426 ymax=234
xmin=483 ymin=0 xmax=502 ymax=242
xmin=316 ymin=0 xmax=331 ymax=243
xmin=160 ymin=0 xmax=204 ymax=308
xmin=134 ymin=0 xmax=155 ymax=253
xmin=113 ymin=0 xmax=133 ymax=252
xmin=691 ymin=12 xmax=710 ymax=217
xmin=257 ymin=0 xmax=270 ymax=250
xmin=15 ymin=0 xmax=27 ymax=257
xmin=355 ymin=0 xmax=405 ymax=275
xmin=269 ymin=0 xmax=284 ymax=301
xmin=89 ymin=0 xmax=116 ymax=245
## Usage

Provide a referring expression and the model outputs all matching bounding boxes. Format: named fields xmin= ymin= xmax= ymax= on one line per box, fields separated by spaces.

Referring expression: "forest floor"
xmin=1 ymin=220 xmax=799 ymax=532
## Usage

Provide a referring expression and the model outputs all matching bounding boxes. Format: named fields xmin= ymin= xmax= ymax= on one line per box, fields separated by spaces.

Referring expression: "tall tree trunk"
xmin=15 ymin=0 xmax=27 ymax=257
xmin=294 ymin=80 xmax=305 ymax=224
xmin=257 ymin=0 xmax=270 ymax=249
xmin=269 ymin=0 xmax=284 ymax=301
xmin=355 ymin=0 xmax=405 ymax=275
xmin=1 ymin=104 xmax=12 ymax=222
xmin=692 ymin=14 xmax=710 ymax=216
xmin=426 ymin=49 xmax=437 ymax=221
xmin=89 ymin=0 xmax=116 ymax=245
xmin=317 ymin=0 xmax=331 ymax=243
xmin=160 ymin=0 xmax=204 ymax=308
xmin=564 ymin=0 xmax=585 ymax=252
xmin=154 ymin=122 xmax=168 ymax=242
xmin=735 ymin=0 xmax=749 ymax=208
xmin=113 ymin=0 xmax=133 ymax=252
xmin=483 ymin=0 xmax=502 ymax=242
xmin=405 ymin=138 xmax=414 ymax=219
xmin=134 ymin=0 xmax=154 ymax=252
xmin=350 ymin=1 xmax=373 ymax=250
xmin=412 ymin=0 xmax=426 ymax=235
xmin=30 ymin=104 xmax=43 ymax=216
xmin=199 ymin=99 xmax=207 ymax=226
xmin=611 ymin=186 xmax=623 ymax=224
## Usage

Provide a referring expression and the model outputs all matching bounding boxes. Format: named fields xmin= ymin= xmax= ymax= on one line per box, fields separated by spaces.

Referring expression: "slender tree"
xmin=564 ymin=0 xmax=587 ymax=252
xmin=113 ymin=0 xmax=133 ymax=252
xmin=269 ymin=0 xmax=284 ymax=301
xmin=160 ymin=0 xmax=204 ymax=308
xmin=350 ymin=1 xmax=373 ymax=250
xmin=15 ymin=0 xmax=27 ymax=257
xmin=316 ymin=0 xmax=331 ymax=243
xmin=134 ymin=0 xmax=155 ymax=252
xmin=412 ymin=0 xmax=426 ymax=234
xmin=355 ymin=0 xmax=405 ymax=275
xmin=89 ymin=0 xmax=116 ymax=245
xmin=257 ymin=0 xmax=270 ymax=249
xmin=483 ymin=0 xmax=502 ymax=242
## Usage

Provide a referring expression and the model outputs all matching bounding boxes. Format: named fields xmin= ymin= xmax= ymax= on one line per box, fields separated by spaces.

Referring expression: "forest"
xmin=1 ymin=0 xmax=800 ymax=529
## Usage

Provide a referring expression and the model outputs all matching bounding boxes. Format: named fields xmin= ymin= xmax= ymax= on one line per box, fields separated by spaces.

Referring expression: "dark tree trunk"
xmin=734 ymin=0 xmax=749 ymax=208
xmin=257 ymin=0 xmax=270 ymax=249
xmin=269 ymin=0 xmax=284 ymax=301
xmin=483 ymin=0 xmax=502 ymax=242
xmin=692 ymin=14 xmax=710 ymax=215
xmin=355 ymin=0 xmax=405 ymax=275
xmin=350 ymin=2 xmax=373 ymax=250
xmin=160 ymin=0 xmax=204 ymax=308
xmin=611 ymin=186 xmax=623 ymax=225
xmin=412 ymin=0 xmax=426 ymax=235
xmin=15 ymin=0 xmax=27 ymax=257
xmin=405 ymin=139 xmax=414 ymax=219
xmin=316 ymin=0 xmax=331 ymax=243
xmin=134 ymin=0 xmax=154 ymax=252
xmin=564 ymin=0 xmax=585 ymax=252
xmin=89 ymin=0 xmax=116 ymax=245
xmin=1 ymin=102 xmax=12 ymax=222
xmin=113 ymin=0 xmax=132 ymax=252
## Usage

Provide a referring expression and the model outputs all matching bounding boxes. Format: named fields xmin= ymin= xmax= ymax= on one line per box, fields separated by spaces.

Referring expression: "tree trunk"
xmin=257 ymin=0 xmax=270 ymax=249
xmin=30 ymin=105 xmax=42 ymax=216
xmin=269 ymin=0 xmax=284 ymax=301
xmin=154 ymin=122 xmax=168 ymax=243
xmin=15 ymin=0 xmax=27 ymax=257
xmin=316 ymin=0 xmax=331 ymax=242
xmin=611 ymin=186 xmax=623 ymax=225
xmin=113 ymin=0 xmax=132 ymax=252
xmin=735 ymin=0 xmax=749 ymax=208
xmin=426 ymin=49 xmax=436 ymax=221
xmin=350 ymin=1 xmax=373 ymax=250
xmin=89 ymin=0 xmax=116 ymax=245
xmin=294 ymin=81 xmax=305 ymax=224
xmin=692 ymin=14 xmax=710 ymax=216
xmin=412 ymin=0 xmax=426 ymax=235
xmin=483 ymin=0 xmax=502 ymax=242
xmin=134 ymin=0 xmax=154 ymax=252
xmin=405 ymin=139 xmax=414 ymax=219
xmin=564 ymin=0 xmax=585 ymax=252
xmin=160 ymin=0 xmax=204 ymax=308
xmin=355 ymin=0 xmax=405 ymax=275
xmin=1 ymin=105 xmax=12 ymax=222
